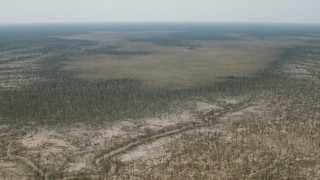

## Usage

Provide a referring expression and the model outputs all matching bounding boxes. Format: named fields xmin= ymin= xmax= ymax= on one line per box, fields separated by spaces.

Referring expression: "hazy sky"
xmin=1 ymin=0 xmax=320 ymax=24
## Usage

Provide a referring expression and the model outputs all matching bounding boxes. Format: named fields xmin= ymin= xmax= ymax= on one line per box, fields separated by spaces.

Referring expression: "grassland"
xmin=1 ymin=23 xmax=320 ymax=179
xmin=60 ymin=31 xmax=312 ymax=89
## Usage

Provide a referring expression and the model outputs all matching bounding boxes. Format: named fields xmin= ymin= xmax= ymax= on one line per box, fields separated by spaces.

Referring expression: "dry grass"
xmin=58 ymin=31 xmax=312 ymax=89
xmin=2 ymin=29 xmax=320 ymax=179
xmin=0 ymin=108 xmax=199 ymax=178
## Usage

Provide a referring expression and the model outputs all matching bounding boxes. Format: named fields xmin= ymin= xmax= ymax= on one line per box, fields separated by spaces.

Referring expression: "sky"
xmin=0 ymin=0 xmax=320 ymax=24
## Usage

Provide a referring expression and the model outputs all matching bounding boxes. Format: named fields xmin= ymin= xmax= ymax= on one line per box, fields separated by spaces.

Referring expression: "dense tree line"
xmin=0 ymin=35 xmax=319 ymax=127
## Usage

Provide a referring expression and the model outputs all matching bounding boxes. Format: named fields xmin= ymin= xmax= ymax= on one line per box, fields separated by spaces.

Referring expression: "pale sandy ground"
xmin=220 ymin=102 xmax=265 ymax=121
xmin=20 ymin=130 xmax=74 ymax=149
xmin=116 ymin=99 xmax=258 ymax=177
xmin=0 ymin=160 xmax=31 ymax=180
xmin=120 ymin=136 xmax=178 ymax=166
xmin=0 ymin=100 xmax=225 ymax=177
xmin=224 ymin=99 xmax=239 ymax=105
xmin=195 ymin=101 xmax=223 ymax=114
xmin=144 ymin=111 xmax=195 ymax=131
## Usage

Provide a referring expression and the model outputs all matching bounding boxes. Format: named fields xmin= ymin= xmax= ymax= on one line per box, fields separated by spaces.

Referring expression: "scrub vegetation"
xmin=0 ymin=23 xmax=320 ymax=179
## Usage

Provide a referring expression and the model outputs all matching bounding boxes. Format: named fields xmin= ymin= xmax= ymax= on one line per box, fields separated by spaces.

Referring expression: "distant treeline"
xmin=1 ymin=24 xmax=320 ymax=125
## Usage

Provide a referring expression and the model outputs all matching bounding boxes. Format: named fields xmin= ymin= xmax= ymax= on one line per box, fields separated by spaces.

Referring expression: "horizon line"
xmin=1 ymin=21 xmax=320 ymax=26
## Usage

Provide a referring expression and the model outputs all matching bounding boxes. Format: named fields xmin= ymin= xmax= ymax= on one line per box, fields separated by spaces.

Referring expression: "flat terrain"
xmin=59 ymin=31 xmax=310 ymax=88
xmin=1 ymin=23 xmax=320 ymax=179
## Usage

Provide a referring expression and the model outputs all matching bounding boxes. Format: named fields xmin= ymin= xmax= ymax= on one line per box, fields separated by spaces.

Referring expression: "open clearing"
xmin=59 ymin=31 xmax=311 ymax=88
xmin=1 ymin=24 xmax=320 ymax=179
